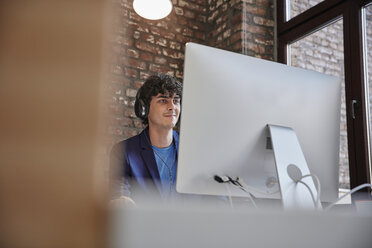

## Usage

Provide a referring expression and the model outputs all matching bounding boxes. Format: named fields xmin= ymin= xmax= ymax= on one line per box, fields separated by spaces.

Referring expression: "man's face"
xmin=147 ymin=92 xmax=181 ymax=130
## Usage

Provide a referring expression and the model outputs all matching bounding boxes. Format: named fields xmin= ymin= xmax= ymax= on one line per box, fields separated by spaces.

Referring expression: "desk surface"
xmin=109 ymin=203 xmax=372 ymax=248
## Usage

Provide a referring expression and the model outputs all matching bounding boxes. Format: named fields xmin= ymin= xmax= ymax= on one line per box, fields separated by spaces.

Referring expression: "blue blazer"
xmin=110 ymin=127 xmax=179 ymax=199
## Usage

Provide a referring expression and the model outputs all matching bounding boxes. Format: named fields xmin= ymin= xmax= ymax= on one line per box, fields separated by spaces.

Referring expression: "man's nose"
xmin=168 ymin=101 xmax=175 ymax=110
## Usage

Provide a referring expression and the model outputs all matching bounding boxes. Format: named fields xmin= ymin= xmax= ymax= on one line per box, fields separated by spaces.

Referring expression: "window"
xmin=278 ymin=0 xmax=372 ymax=193
xmin=289 ymin=19 xmax=350 ymax=189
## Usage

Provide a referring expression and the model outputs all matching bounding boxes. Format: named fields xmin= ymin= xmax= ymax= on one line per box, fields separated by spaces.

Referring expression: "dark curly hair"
xmin=134 ymin=74 xmax=182 ymax=125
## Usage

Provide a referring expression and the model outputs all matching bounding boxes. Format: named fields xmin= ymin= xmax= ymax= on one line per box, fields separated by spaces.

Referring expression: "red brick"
xmin=179 ymin=0 xmax=206 ymax=13
xmin=253 ymin=16 xmax=274 ymax=27
xmin=149 ymin=64 xmax=170 ymax=73
xmin=169 ymin=62 xmax=179 ymax=69
xmin=127 ymin=49 xmax=139 ymax=58
xmin=168 ymin=58 xmax=181 ymax=69
xmin=208 ymin=10 xmax=219 ymax=23
xmin=162 ymin=48 xmax=185 ymax=59
xmin=256 ymin=0 xmax=270 ymax=7
xmin=232 ymin=13 xmax=242 ymax=25
xmin=243 ymin=41 xmax=265 ymax=54
xmin=135 ymin=41 xmax=161 ymax=54
xmin=194 ymin=0 xmax=207 ymax=5
xmin=197 ymin=14 xmax=207 ymax=23
xmin=169 ymin=41 xmax=182 ymax=50
xmin=189 ymin=20 xmax=205 ymax=31
xmin=194 ymin=31 xmax=206 ymax=40
xmin=223 ymin=29 xmax=231 ymax=39
xmin=184 ymin=10 xmax=196 ymax=19
xmin=141 ymin=33 xmax=155 ymax=43
xmin=140 ymin=71 xmax=152 ymax=80
xmin=174 ymin=7 xmax=184 ymax=15
xmin=175 ymin=70 xmax=183 ymax=78
xmin=124 ymin=67 xmax=137 ymax=78
xmin=232 ymin=42 xmax=242 ymax=52
xmin=243 ymin=5 xmax=266 ymax=16
xmin=123 ymin=58 xmax=147 ymax=70
xmin=178 ymin=16 xmax=188 ymax=26
xmin=222 ymin=3 xmax=228 ymax=11
xmin=150 ymin=26 xmax=160 ymax=35
xmin=133 ymin=80 xmax=144 ymax=89
xmin=129 ymin=12 xmax=142 ymax=22
xmin=230 ymin=32 xmax=242 ymax=43
xmin=234 ymin=23 xmax=242 ymax=32
xmin=128 ymin=21 xmax=149 ymax=33
xmin=182 ymin=28 xmax=194 ymax=37
xmin=140 ymin=52 xmax=153 ymax=62
xmin=150 ymin=26 xmax=176 ymax=39
xmin=254 ymin=36 xmax=274 ymax=45
xmin=155 ymin=37 xmax=167 ymax=47
xmin=154 ymin=56 xmax=167 ymax=65
xmin=156 ymin=20 xmax=169 ymax=29
xmin=243 ymin=24 xmax=267 ymax=36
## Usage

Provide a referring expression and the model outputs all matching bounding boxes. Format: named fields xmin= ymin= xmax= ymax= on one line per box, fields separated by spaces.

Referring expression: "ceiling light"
xmin=133 ymin=0 xmax=173 ymax=20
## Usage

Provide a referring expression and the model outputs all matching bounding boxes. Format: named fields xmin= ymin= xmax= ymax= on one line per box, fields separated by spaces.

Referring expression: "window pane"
xmin=289 ymin=19 xmax=350 ymax=189
xmin=364 ymin=3 xmax=372 ymax=183
xmin=289 ymin=0 xmax=325 ymax=20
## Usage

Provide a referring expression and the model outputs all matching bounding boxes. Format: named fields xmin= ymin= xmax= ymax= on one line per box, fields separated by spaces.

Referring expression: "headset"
xmin=134 ymin=87 xmax=149 ymax=121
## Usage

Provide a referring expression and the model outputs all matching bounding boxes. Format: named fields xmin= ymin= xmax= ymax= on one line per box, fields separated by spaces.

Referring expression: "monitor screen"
xmin=176 ymin=43 xmax=341 ymax=203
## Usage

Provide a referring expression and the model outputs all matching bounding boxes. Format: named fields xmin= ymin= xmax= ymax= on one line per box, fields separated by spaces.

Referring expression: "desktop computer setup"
xmin=176 ymin=42 xmax=372 ymax=210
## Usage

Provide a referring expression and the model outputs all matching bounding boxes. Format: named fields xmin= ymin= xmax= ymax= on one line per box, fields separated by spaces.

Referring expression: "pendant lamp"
xmin=133 ymin=0 xmax=173 ymax=20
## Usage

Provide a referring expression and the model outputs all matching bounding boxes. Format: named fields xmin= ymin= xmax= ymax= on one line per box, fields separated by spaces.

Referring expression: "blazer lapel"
xmin=139 ymin=128 xmax=162 ymax=194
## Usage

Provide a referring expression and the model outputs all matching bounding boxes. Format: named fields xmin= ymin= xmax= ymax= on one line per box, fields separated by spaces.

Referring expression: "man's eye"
xmin=160 ymin=99 xmax=167 ymax=103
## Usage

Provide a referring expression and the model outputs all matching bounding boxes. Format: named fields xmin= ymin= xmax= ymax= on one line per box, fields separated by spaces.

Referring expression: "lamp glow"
xmin=133 ymin=0 xmax=173 ymax=20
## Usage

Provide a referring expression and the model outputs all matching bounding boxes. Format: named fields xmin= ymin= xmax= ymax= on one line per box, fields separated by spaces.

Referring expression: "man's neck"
xmin=148 ymin=126 xmax=173 ymax=148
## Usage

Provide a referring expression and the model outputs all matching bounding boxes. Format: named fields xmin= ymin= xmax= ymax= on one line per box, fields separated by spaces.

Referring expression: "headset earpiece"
xmin=134 ymin=88 xmax=148 ymax=120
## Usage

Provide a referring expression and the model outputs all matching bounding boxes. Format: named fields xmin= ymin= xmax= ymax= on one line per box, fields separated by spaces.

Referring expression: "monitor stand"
xmin=267 ymin=124 xmax=320 ymax=209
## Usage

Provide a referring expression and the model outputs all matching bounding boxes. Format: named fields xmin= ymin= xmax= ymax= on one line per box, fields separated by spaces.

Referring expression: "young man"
xmin=110 ymin=74 xmax=182 ymax=201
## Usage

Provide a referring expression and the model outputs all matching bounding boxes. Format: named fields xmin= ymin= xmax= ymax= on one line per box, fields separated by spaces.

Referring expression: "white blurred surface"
xmin=110 ymin=203 xmax=372 ymax=248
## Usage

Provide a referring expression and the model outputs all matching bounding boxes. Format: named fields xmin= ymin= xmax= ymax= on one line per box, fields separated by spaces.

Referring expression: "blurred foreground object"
xmin=110 ymin=203 xmax=372 ymax=248
xmin=0 ymin=1 xmax=108 ymax=247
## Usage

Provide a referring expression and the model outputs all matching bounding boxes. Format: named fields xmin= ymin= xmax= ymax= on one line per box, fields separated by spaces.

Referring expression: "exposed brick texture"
xmin=207 ymin=0 xmax=274 ymax=59
xmin=105 ymin=0 xmax=372 ymax=190
xmin=106 ymin=0 xmax=275 ymax=147
xmin=290 ymin=0 xmax=323 ymax=19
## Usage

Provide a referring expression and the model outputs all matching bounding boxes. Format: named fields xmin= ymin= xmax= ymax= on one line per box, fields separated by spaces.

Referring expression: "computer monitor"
xmin=176 ymin=43 xmax=341 ymax=203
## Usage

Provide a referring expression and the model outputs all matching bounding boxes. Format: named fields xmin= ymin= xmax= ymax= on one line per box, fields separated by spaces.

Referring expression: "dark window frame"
xmin=277 ymin=0 xmax=372 ymax=193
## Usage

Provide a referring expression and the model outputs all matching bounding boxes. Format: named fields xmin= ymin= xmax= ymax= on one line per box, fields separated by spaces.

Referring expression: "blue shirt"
xmin=152 ymin=143 xmax=178 ymax=199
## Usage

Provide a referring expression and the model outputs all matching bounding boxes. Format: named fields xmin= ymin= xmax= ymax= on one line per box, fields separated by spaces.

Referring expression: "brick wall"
xmin=105 ymin=0 xmax=275 ymax=148
xmin=290 ymin=0 xmax=323 ymax=19
xmin=207 ymin=0 xmax=274 ymax=58
xmin=106 ymin=0 xmax=208 ymax=144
